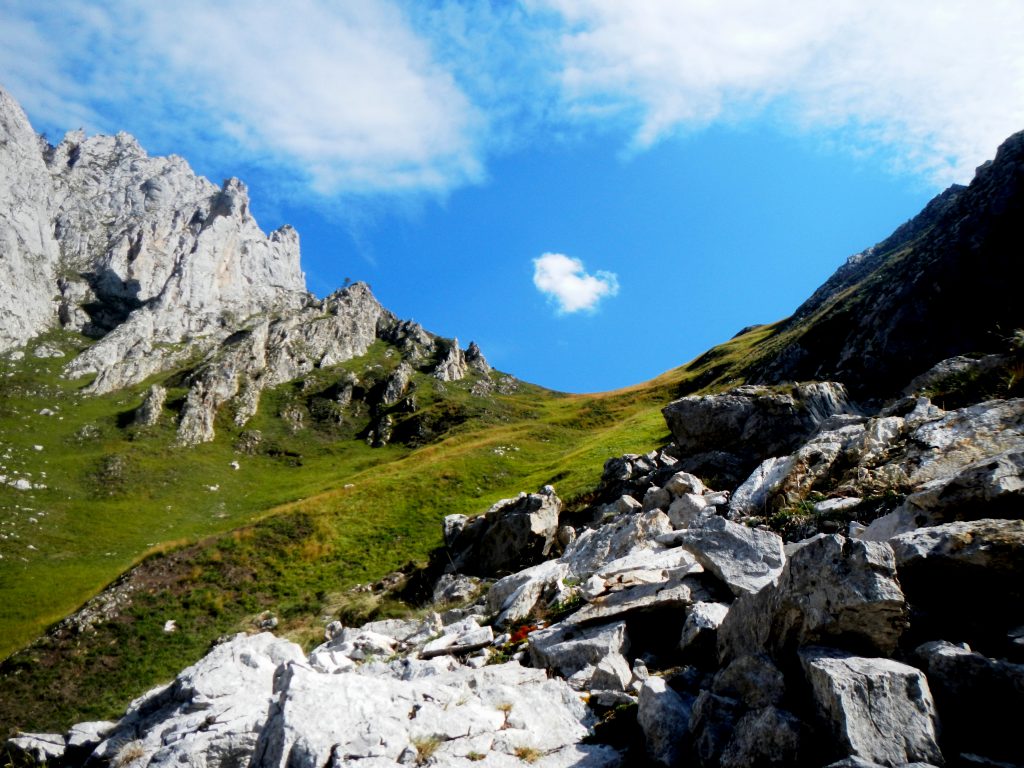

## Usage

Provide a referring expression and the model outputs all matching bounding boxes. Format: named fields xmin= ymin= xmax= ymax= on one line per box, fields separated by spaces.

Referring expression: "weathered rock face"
xmin=718 ymin=535 xmax=907 ymax=662
xmin=2 ymin=87 xmax=503 ymax=446
xmin=662 ymin=382 xmax=854 ymax=485
xmin=0 ymin=86 xmax=60 ymax=351
xmin=445 ymin=486 xmax=562 ymax=577
xmin=749 ymin=129 xmax=1024 ymax=398
xmin=800 ymin=648 xmax=943 ymax=767
xmin=890 ymin=519 xmax=1024 ymax=657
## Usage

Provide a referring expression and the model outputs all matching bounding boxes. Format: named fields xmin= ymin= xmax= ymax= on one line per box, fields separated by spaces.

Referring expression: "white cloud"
xmin=533 ymin=253 xmax=619 ymax=314
xmin=530 ymin=0 xmax=1024 ymax=184
xmin=0 ymin=0 xmax=484 ymax=196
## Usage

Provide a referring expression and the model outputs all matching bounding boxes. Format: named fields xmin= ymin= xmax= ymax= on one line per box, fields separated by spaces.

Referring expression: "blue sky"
xmin=3 ymin=1 xmax=1023 ymax=392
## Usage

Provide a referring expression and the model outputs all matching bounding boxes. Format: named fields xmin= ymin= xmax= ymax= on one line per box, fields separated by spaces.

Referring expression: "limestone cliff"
xmin=0 ymin=85 xmax=484 ymax=445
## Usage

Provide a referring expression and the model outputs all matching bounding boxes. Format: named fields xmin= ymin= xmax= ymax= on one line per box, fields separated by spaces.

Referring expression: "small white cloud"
xmin=533 ymin=252 xmax=619 ymax=314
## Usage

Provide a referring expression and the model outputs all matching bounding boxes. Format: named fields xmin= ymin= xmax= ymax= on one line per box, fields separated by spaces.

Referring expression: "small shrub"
xmin=412 ymin=735 xmax=441 ymax=765
xmin=112 ymin=740 xmax=147 ymax=768
xmin=514 ymin=745 xmax=542 ymax=763
xmin=466 ymin=751 xmax=486 ymax=761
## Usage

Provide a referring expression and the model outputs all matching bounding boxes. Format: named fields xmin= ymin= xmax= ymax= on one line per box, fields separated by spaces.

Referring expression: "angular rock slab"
xmin=800 ymin=648 xmax=943 ymax=767
xmin=529 ymin=620 xmax=629 ymax=678
xmin=718 ymin=535 xmax=906 ymax=663
xmin=563 ymin=572 xmax=713 ymax=628
xmin=677 ymin=515 xmax=785 ymax=597
xmin=88 ymin=632 xmax=306 ymax=767
xmin=563 ymin=509 xmax=673 ymax=581
xmin=251 ymin=661 xmax=606 ymax=768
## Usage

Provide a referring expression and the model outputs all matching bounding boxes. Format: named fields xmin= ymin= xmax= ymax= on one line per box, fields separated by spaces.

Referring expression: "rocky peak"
xmin=0 ymin=86 xmax=60 ymax=351
xmin=751 ymin=127 xmax=1024 ymax=399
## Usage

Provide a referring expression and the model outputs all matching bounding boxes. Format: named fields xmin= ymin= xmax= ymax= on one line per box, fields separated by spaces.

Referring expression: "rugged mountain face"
xmin=746 ymin=129 xmax=1024 ymax=399
xmin=2 ymin=82 xmax=1023 ymax=768
xmin=0 ymin=85 xmax=488 ymax=445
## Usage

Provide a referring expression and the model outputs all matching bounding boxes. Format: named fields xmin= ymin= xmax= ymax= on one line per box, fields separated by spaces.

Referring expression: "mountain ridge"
xmin=1 ymin=84 xmax=1022 ymax=767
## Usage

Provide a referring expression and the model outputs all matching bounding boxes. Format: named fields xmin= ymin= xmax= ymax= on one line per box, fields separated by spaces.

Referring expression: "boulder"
xmin=915 ymin=640 xmax=1024 ymax=764
xmin=711 ymin=654 xmax=785 ymax=709
xmin=719 ymin=706 xmax=803 ymax=768
xmin=251 ymin=661 xmax=609 ymax=768
xmin=563 ymin=509 xmax=673 ymax=581
xmin=86 ymin=632 xmax=306 ymax=768
xmin=589 ymin=653 xmax=633 ymax=692
xmin=666 ymin=493 xmax=710 ymax=529
xmin=528 ymin=620 xmax=629 ymax=678
xmin=134 ymin=383 xmax=167 ymax=426
xmin=800 ymin=647 xmax=943 ymax=767
xmin=718 ymin=535 xmax=906 ymax=662
xmin=728 ymin=456 xmax=792 ymax=518
xmin=420 ymin=619 xmax=494 ymax=660
xmin=637 ymin=677 xmax=693 ymax=767
xmin=679 ymin=601 xmax=730 ymax=660
xmin=890 ymin=519 xmax=1024 ymax=655
xmin=562 ymin=571 xmax=713 ymax=628
xmin=677 ymin=515 xmax=785 ymax=597
xmin=486 ymin=559 xmax=569 ymax=628
xmin=5 ymin=733 xmax=65 ymax=765
xmin=863 ymin=450 xmax=1024 ymax=539
xmin=662 ymin=382 xmax=854 ymax=479
xmin=431 ymin=573 xmax=482 ymax=605
xmin=688 ymin=690 xmax=741 ymax=767
xmin=447 ymin=486 xmax=561 ymax=577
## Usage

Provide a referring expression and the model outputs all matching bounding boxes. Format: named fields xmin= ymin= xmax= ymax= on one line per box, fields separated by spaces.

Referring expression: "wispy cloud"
xmin=533 ymin=253 xmax=619 ymax=314
xmin=0 ymin=0 xmax=484 ymax=196
xmin=531 ymin=0 xmax=1024 ymax=184
xmin=2 ymin=0 xmax=1022 ymax=200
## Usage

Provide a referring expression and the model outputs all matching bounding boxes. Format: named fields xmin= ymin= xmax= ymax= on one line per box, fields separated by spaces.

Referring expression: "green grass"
xmin=0 ymin=320 xmax=781 ymax=737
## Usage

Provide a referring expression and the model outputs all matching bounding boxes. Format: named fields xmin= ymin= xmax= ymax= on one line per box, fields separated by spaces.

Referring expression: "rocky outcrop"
xmin=0 ymin=86 xmax=60 ymax=351
xmin=444 ymin=486 xmax=561 ymax=577
xmin=750 ymin=129 xmax=1024 ymax=398
xmin=662 ymin=381 xmax=854 ymax=484
xmin=0 ymin=87 xmax=498 ymax=446
xmin=433 ymin=337 xmax=469 ymax=382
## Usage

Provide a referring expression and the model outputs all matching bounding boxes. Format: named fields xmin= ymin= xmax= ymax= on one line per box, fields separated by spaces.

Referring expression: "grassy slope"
xmin=0 ymin=322 xmax=773 ymax=735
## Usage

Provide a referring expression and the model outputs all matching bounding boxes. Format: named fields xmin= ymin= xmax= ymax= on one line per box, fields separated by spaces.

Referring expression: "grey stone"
xmin=712 ymin=654 xmax=786 ymax=709
xmin=5 ymin=733 xmax=66 ymax=764
xmin=662 ymin=381 xmax=854 ymax=473
xmin=432 ymin=337 xmax=468 ymax=381
xmin=431 ymin=573 xmax=482 ymax=605
xmin=719 ymin=706 xmax=803 ymax=768
xmin=688 ymin=690 xmax=740 ymax=767
xmin=666 ymin=492 xmax=709 ymax=529
xmin=563 ymin=509 xmax=672 ymax=581
xmin=679 ymin=601 xmax=730 ymax=658
xmin=447 ymin=486 xmax=561 ymax=577
xmin=800 ymin=647 xmax=943 ymax=767
xmin=664 ymin=471 xmax=706 ymax=497
xmin=528 ymin=620 xmax=629 ymax=677
xmin=678 ymin=515 xmax=786 ymax=597
xmin=134 ymin=384 xmax=166 ymax=427
xmin=915 ymin=640 xmax=1024 ymax=764
xmin=637 ymin=677 xmax=692 ymax=766
xmin=589 ymin=652 xmax=633 ymax=692
xmin=718 ymin=535 xmax=906 ymax=662
xmin=643 ymin=485 xmax=672 ymax=512
xmin=251 ymin=661 xmax=600 ymax=768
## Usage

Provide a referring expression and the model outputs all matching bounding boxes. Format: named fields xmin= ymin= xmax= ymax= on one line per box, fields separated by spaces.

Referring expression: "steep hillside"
xmin=1 ymin=79 xmax=1022 ymax=762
